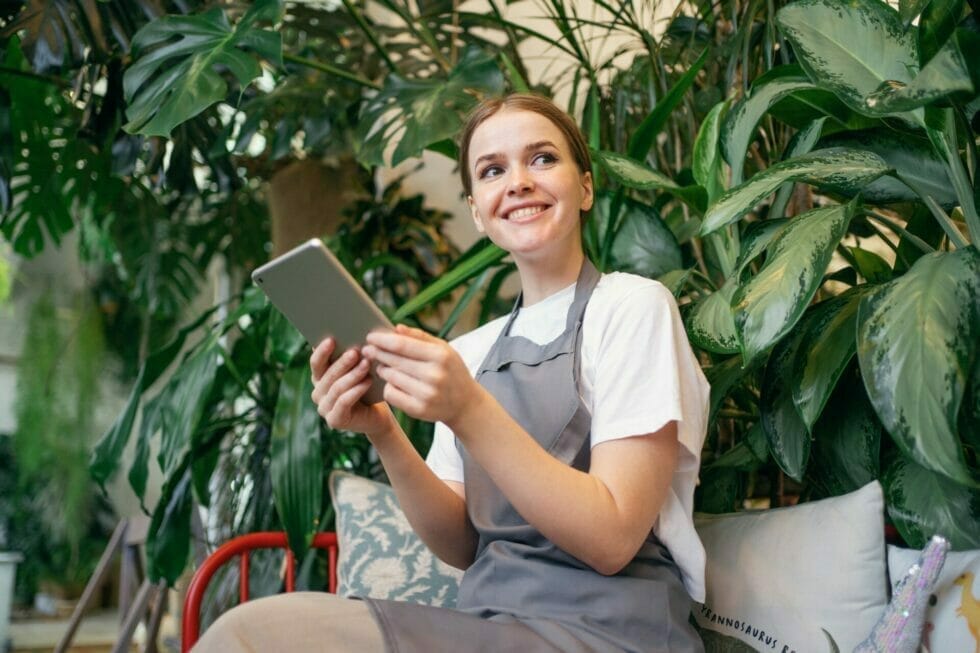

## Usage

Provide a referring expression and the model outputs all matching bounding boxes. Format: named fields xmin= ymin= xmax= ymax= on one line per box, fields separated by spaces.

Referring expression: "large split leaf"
xmin=701 ymin=148 xmax=890 ymax=236
xmin=776 ymin=0 xmax=923 ymax=125
xmin=123 ymin=0 xmax=282 ymax=137
xmin=857 ymin=247 xmax=980 ymax=487
xmin=271 ymin=366 xmax=323 ymax=558
xmin=687 ymin=279 xmax=739 ymax=355
xmin=883 ymin=454 xmax=980 ymax=549
xmin=356 ymin=48 xmax=503 ymax=168
xmin=818 ymin=128 xmax=956 ymax=207
xmin=732 ymin=202 xmax=856 ymax=367
xmin=807 ymin=368 xmax=882 ymax=498
xmin=721 ymin=67 xmax=819 ymax=184
xmin=792 ymin=288 xmax=871 ymax=430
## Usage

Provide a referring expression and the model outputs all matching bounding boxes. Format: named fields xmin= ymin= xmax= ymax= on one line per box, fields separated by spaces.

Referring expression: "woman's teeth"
xmin=508 ymin=206 xmax=545 ymax=220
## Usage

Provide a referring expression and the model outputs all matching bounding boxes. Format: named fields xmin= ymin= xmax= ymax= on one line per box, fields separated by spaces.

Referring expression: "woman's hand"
xmin=310 ymin=337 xmax=395 ymax=439
xmin=363 ymin=325 xmax=482 ymax=426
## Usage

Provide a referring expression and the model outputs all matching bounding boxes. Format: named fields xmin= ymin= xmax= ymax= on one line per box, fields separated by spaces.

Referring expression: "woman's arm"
xmin=310 ymin=338 xmax=478 ymax=569
xmin=363 ymin=326 xmax=678 ymax=575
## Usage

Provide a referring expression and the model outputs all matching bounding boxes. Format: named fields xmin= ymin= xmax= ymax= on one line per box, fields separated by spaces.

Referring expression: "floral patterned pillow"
xmin=329 ymin=471 xmax=462 ymax=607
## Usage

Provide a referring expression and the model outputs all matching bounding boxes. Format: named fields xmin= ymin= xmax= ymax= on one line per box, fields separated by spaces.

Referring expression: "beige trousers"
xmin=193 ymin=591 xmax=386 ymax=652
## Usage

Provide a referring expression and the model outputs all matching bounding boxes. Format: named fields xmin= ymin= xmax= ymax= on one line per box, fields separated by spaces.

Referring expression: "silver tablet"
xmin=252 ymin=238 xmax=393 ymax=404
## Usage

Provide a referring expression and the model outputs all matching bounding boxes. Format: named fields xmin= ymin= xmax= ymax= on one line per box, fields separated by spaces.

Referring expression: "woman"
xmin=197 ymin=94 xmax=709 ymax=652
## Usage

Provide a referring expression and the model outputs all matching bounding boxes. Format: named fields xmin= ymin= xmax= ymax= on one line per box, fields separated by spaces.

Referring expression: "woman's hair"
xmin=457 ymin=93 xmax=593 ymax=197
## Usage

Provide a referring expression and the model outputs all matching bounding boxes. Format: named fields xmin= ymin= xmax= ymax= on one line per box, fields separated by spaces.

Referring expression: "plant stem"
xmin=897 ymin=173 xmax=969 ymax=249
xmin=0 ymin=66 xmax=70 ymax=88
xmin=282 ymin=53 xmax=381 ymax=91
xmin=340 ymin=0 xmax=399 ymax=73
xmin=864 ymin=211 xmax=934 ymax=255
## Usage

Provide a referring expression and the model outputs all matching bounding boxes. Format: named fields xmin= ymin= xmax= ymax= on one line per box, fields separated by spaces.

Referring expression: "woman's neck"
xmin=516 ymin=249 xmax=586 ymax=306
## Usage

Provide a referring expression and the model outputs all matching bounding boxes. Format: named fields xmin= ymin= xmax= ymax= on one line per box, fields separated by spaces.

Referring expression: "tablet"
xmin=252 ymin=238 xmax=393 ymax=404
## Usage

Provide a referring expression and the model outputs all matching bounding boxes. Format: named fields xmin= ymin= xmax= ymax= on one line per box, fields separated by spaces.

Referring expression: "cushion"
xmin=693 ymin=481 xmax=889 ymax=652
xmin=329 ymin=470 xmax=462 ymax=606
xmin=888 ymin=543 xmax=980 ymax=652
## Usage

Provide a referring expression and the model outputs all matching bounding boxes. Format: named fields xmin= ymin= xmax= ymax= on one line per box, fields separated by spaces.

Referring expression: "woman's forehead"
xmin=468 ymin=109 xmax=572 ymax=160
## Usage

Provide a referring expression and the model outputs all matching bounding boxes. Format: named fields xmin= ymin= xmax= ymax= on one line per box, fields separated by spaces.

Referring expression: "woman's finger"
xmin=362 ymin=344 xmax=432 ymax=380
xmin=322 ymin=358 xmax=370 ymax=408
xmin=365 ymin=330 xmax=439 ymax=362
xmin=310 ymin=337 xmax=336 ymax=381
xmin=376 ymin=364 xmax=436 ymax=403
xmin=311 ymin=347 xmax=360 ymax=403
xmin=330 ymin=378 xmax=372 ymax=421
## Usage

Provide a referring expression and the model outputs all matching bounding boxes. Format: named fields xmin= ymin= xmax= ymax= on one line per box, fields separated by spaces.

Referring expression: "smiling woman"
xmin=196 ymin=94 xmax=711 ymax=653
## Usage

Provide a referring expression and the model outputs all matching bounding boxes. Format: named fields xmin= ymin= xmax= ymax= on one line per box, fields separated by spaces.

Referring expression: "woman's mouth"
xmin=505 ymin=205 xmax=548 ymax=221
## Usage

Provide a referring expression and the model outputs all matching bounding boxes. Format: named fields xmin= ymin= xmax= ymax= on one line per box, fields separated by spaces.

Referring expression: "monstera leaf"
xmin=355 ymin=48 xmax=504 ymax=168
xmin=857 ymin=247 xmax=980 ymax=488
xmin=123 ymin=0 xmax=282 ymax=137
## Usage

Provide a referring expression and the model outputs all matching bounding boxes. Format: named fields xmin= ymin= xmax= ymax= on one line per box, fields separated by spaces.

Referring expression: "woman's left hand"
xmin=362 ymin=325 xmax=480 ymax=426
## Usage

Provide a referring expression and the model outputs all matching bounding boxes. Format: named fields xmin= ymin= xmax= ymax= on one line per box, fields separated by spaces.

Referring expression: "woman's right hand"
xmin=310 ymin=337 xmax=395 ymax=439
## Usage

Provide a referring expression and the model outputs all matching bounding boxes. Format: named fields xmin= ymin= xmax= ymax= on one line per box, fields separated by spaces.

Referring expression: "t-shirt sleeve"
xmin=590 ymin=282 xmax=709 ymax=472
xmin=425 ymin=421 xmax=464 ymax=482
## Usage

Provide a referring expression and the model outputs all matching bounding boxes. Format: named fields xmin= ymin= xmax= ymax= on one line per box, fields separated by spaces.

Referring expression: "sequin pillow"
xmin=887 ymin=543 xmax=980 ymax=653
xmin=693 ymin=481 xmax=889 ymax=652
xmin=329 ymin=471 xmax=462 ymax=606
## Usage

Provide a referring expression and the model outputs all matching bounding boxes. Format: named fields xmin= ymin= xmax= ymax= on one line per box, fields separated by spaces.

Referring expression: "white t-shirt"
xmin=426 ymin=272 xmax=710 ymax=602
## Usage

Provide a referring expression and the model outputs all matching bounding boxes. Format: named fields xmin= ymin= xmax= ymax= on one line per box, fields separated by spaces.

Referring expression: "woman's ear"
xmin=468 ymin=196 xmax=486 ymax=233
xmin=580 ymin=171 xmax=594 ymax=212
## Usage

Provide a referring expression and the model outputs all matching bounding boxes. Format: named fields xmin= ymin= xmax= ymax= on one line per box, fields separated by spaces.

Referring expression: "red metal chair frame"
xmin=181 ymin=531 xmax=339 ymax=652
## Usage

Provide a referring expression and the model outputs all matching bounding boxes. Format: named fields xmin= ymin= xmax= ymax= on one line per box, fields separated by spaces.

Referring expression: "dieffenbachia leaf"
xmin=721 ymin=67 xmax=819 ymax=185
xmin=857 ymin=246 xmax=980 ymax=488
xmin=760 ymin=319 xmax=811 ymax=481
xmin=776 ymin=0 xmax=924 ymax=126
xmin=883 ymin=453 xmax=980 ymax=549
xmin=686 ymin=279 xmax=739 ymax=355
xmin=701 ymin=148 xmax=890 ymax=236
xmin=864 ymin=35 xmax=973 ymax=114
xmin=732 ymin=202 xmax=857 ymax=367
xmin=593 ymin=149 xmax=706 ymax=210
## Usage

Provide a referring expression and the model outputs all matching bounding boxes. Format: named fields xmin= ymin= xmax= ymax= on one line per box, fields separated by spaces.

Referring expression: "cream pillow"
xmin=694 ymin=481 xmax=889 ymax=652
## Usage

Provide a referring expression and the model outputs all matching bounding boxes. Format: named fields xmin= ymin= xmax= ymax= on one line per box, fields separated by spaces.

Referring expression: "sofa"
xmin=327 ymin=473 xmax=980 ymax=653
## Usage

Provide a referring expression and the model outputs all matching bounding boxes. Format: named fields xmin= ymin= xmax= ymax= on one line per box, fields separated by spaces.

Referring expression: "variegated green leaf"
xmin=734 ymin=218 xmax=787 ymax=277
xmin=721 ymin=67 xmax=819 ymax=185
xmin=807 ymin=368 xmax=882 ymax=498
xmin=761 ymin=322 xmax=810 ymax=481
xmin=687 ymin=279 xmax=739 ymax=355
xmin=771 ymin=118 xmax=826 ymax=219
xmin=593 ymin=149 xmax=705 ymax=209
xmin=818 ymin=128 xmax=955 ymax=207
xmin=692 ymin=101 xmax=729 ymax=202
xmin=701 ymin=149 xmax=890 ymax=236
xmin=883 ymin=454 xmax=980 ymax=549
xmin=271 ymin=366 xmax=323 ymax=557
xmin=776 ymin=0 xmax=923 ymax=125
xmin=792 ymin=288 xmax=871 ymax=429
xmin=857 ymin=247 xmax=980 ymax=487
xmin=864 ymin=36 xmax=973 ymax=114
xmin=733 ymin=202 xmax=857 ymax=366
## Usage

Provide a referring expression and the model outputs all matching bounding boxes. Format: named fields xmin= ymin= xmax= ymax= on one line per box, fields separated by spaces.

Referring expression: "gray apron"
xmin=365 ymin=260 xmax=703 ymax=653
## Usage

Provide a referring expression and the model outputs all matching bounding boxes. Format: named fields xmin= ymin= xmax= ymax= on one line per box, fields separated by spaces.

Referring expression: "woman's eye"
xmin=532 ymin=152 xmax=557 ymax=165
xmin=479 ymin=165 xmax=503 ymax=179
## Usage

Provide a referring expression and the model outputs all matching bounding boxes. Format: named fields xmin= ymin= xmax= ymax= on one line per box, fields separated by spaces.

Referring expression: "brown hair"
xmin=457 ymin=93 xmax=593 ymax=197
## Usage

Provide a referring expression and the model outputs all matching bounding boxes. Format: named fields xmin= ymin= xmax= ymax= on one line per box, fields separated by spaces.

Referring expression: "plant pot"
xmin=0 ymin=552 xmax=22 ymax=651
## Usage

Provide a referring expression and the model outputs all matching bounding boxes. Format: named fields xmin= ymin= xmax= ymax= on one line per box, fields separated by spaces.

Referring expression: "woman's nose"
xmin=507 ymin=168 xmax=534 ymax=195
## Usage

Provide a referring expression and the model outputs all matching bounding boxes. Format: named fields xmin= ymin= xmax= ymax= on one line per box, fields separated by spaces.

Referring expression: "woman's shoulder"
xmin=592 ymin=271 xmax=676 ymax=312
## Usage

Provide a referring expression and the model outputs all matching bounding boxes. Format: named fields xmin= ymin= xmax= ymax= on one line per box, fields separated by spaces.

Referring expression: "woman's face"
xmin=466 ymin=108 xmax=593 ymax=263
